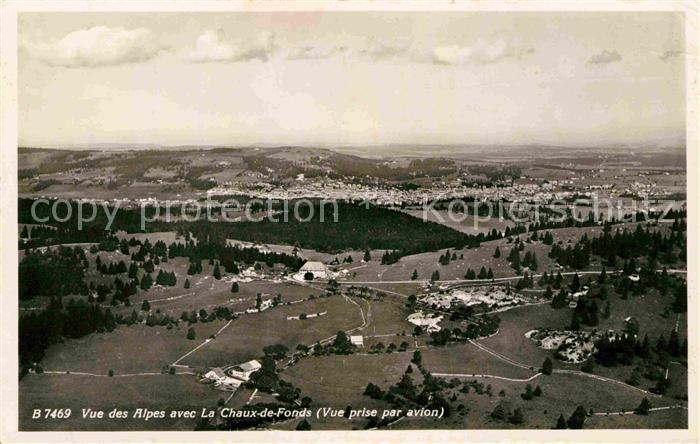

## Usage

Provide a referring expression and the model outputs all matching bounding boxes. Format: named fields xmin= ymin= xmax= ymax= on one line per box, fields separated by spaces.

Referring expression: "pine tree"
xmin=570 ymin=273 xmax=581 ymax=292
xmin=411 ymin=270 xmax=418 ymax=280
xmin=231 ymin=282 xmax=239 ymax=293
xmin=551 ymin=289 xmax=567 ymax=309
xmin=140 ymin=273 xmax=153 ymax=291
xmin=598 ymin=267 xmax=607 ymax=283
xmin=509 ymin=408 xmax=524 ymax=425
xmin=141 ymin=299 xmax=150 ymax=312
xmin=510 ymin=248 xmax=521 ymax=271
xmin=186 ymin=327 xmax=196 ymax=340
xmin=491 ymin=404 xmax=506 ymax=420
xmin=555 ymin=414 xmax=567 ymax=429
xmin=626 ymin=367 xmax=641 ymax=386
xmin=411 ymin=350 xmax=422 ymax=365
xmin=567 ymin=406 xmax=587 ymax=429
xmin=213 ymin=263 xmax=221 ymax=280
xmin=541 ymin=357 xmax=553 ymax=375
xmin=554 ymin=272 xmax=563 ymax=289
xmin=363 ymin=249 xmax=371 ymax=262
xmin=634 ymin=397 xmax=651 ymax=415
xmin=184 ymin=278 xmax=190 ymax=289
xmin=493 ymin=246 xmax=501 ymax=258
xmin=544 ymin=285 xmax=553 ymax=300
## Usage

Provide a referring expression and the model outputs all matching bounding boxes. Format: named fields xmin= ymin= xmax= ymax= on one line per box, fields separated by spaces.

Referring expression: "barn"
xmin=299 ymin=261 xmax=330 ymax=279
xmin=228 ymin=359 xmax=262 ymax=381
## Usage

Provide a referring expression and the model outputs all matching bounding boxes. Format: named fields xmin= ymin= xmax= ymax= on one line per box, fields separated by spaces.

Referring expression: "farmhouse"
xmin=350 ymin=335 xmax=364 ymax=347
xmin=228 ymin=359 xmax=262 ymax=381
xmin=202 ymin=367 xmax=243 ymax=390
xmin=299 ymin=261 xmax=330 ymax=279
xmin=203 ymin=360 xmax=262 ymax=390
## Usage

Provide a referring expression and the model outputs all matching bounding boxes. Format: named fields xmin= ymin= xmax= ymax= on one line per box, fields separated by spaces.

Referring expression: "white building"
xmin=298 ymin=261 xmax=330 ymax=279
xmin=407 ymin=311 xmax=443 ymax=332
xmin=203 ymin=367 xmax=243 ymax=390
xmin=203 ymin=359 xmax=262 ymax=390
xmin=350 ymin=336 xmax=364 ymax=347
xmin=227 ymin=360 xmax=262 ymax=381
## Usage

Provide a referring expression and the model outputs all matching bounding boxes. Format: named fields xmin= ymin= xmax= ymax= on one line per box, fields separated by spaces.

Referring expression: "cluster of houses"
xmin=202 ymin=359 xmax=262 ymax=391
xmin=568 ymin=286 xmax=589 ymax=308
xmin=407 ymin=311 xmax=443 ymax=333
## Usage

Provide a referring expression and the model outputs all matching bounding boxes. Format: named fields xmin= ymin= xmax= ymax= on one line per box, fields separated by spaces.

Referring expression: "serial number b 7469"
xmin=32 ymin=408 xmax=72 ymax=419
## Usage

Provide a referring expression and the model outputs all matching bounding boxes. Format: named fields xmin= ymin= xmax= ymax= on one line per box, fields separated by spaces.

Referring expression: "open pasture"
xmin=40 ymin=321 xmax=227 ymax=374
xmin=181 ymin=295 xmax=365 ymax=368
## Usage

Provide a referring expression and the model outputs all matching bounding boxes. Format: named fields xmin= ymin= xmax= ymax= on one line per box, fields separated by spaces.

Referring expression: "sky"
xmin=18 ymin=12 xmax=686 ymax=148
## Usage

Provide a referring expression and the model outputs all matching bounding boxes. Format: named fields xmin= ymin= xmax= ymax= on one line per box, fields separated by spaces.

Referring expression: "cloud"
xmin=429 ymin=38 xmax=534 ymax=65
xmin=186 ymin=29 xmax=277 ymax=63
xmin=659 ymin=49 xmax=683 ymax=61
xmin=587 ymin=50 xmax=622 ymax=65
xmin=286 ymin=44 xmax=348 ymax=60
xmin=21 ymin=26 xmax=167 ymax=68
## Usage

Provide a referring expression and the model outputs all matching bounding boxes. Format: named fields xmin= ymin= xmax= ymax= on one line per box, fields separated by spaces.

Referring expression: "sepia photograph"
xmin=0 ymin=1 xmax=697 ymax=442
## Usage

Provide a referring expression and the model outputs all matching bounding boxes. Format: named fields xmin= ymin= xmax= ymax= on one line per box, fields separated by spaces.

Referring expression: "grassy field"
xmin=181 ymin=295 xmax=364 ymax=367
xmin=477 ymin=304 xmax=577 ymax=371
xmin=595 ymin=291 xmax=684 ymax=345
xmin=586 ymin=407 xmax=687 ymax=429
xmin=40 ymin=322 xmax=227 ymax=374
xmin=19 ymin=373 xmax=220 ymax=431
xmin=386 ymin=372 xmax=680 ymax=430
xmin=421 ymin=342 xmax=538 ymax=380
xmin=278 ymin=353 xmax=414 ymax=430
xmin=361 ymin=295 xmax=415 ymax=336
xmin=665 ymin=363 xmax=688 ymax=401
xmin=142 ymin=279 xmax=325 ymax=315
